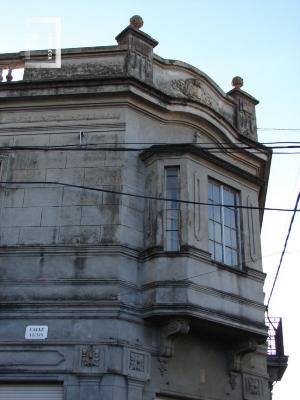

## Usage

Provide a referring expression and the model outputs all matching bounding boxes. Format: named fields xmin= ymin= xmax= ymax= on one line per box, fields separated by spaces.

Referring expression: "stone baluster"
xmin=6 ymin=65 xmax=13 ymax=82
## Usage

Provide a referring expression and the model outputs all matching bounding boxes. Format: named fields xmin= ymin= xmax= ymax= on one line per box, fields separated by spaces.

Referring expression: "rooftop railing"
xmin=265 ymin=317 xmax=285 ymax=356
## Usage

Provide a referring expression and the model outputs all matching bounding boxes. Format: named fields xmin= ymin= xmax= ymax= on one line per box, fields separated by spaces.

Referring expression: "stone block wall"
xmin=0 ymin=128 xmax=146 ymax=248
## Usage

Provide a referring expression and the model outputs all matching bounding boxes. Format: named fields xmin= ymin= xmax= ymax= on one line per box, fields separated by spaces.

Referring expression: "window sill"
xmin=210 ymin=259 xmax=247 ymax=276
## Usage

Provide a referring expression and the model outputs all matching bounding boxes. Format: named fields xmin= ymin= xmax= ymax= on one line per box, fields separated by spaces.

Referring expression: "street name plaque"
xmin=25 ymin=325 xmax=48 ymax=340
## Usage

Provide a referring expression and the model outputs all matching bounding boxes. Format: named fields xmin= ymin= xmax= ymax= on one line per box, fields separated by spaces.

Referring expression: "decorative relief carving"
xmin=236 ymin=98 xmax=257 ymax=140
xmin=171 ymin=78 xmax=219 ymax=112
xmin=125 ymin=39 xmax=152 ymax=82
xmin=229 ymin=372 xmax=238 ymax=390
xmin=228 ymin=338 xmax=257 ymax=373
xmin=129 ymin=351 xmax=145 ymax=373
xmin=243 ymin=373 xmax=264 ymax=399
xmin=123 ymin=348 xmax=150 ymax=380
xmin=24 ymin=63 xmax=123 ymax=81
xmin=158 ymin=357 xmax=168 ymax=376
xmin=247 ymin=377 xmax=261 ymax=395
xmin=1 ymin=110 xmax=120 ymax=124
xmin=81 ymin=345 xmax=100 ymax=367
xmin=160 ymin=318 xmax=190 ymax=357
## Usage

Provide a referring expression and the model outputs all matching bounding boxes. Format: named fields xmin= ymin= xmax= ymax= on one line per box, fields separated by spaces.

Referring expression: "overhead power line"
xmin=0 ymin=144 xmax=299 ymax=151
xmin=1 ymin=181 xmax=299 ymax=213
xmin=258 ymin=128 xmax=300 ymax=131
xmin=266 ymin=191 xmax=300 ymax=308
xmin=0 ymin=145 xmax=299 ymax=156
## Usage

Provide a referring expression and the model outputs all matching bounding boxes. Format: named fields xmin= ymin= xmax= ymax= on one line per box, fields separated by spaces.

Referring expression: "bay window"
xmin=208 ymin=180 xmax=241 ymax=267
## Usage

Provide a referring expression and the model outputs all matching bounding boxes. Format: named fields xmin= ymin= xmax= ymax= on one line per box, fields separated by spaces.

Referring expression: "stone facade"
xmin=0 ymin=17 xmax=278 ymax=400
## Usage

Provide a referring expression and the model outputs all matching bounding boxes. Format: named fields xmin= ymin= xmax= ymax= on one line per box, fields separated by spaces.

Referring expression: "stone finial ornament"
xmin=130 ymin=15 xmax=144 ymax=29
xmin=232 ymin=76 xmax=243 ymax=89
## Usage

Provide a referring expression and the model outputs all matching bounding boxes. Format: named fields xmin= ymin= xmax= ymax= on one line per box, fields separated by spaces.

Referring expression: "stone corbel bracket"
xmin=159 ymin=318 xmax=190 ymax=357
xmin=228 ymin=337 xmax=258 ymax=373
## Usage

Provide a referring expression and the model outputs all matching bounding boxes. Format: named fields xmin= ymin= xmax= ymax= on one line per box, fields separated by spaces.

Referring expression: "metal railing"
xmin=265 ymin=317 xmax=285 ymax=356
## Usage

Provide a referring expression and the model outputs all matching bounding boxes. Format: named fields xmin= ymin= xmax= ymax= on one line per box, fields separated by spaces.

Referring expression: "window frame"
xmin=208 ymin=178 xmax=242 ymax=268
xmin=164 ymin=166 xmax=180 ymax=252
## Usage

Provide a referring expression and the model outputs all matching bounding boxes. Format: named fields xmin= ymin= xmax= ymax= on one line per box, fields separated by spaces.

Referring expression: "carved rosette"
xmin=81 ymin=345 xmax=100 ymax=367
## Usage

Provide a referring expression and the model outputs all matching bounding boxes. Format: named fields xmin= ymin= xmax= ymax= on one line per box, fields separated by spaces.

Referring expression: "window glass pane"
xmin=208 ymin=182 xmax=213 ymax=200
xmin=167 ymin=192 xmax=179 ymax=209
xmin=214 ymin=223 xmax=222 ymax=243
xmin=167 ymin=209 xmax=179 ymax=230
xmin=208 ymin=205 xmax=214 ymax=219
xmin=224 ymin=188 xmax=235 ymax=206
xmin=166 ymin=168 xmax=178 ymax=177
xmin=212 ymin=184 xmax=220 ymax=202
xmin=209 ymin=220 xmax=214 ymax=240
xmin=215 ymin=243 xmax=223 ymax=262
xmin=166 ymin=231 xmax=179 ymax=251
xmin=225 ymin=247 xmax=232 ymax=265
xmin=232 ymin=251 xmax=238 ymax=266
xmin=167 ymin=188 xmax=177 ymax=198
xmin=224 ymin=208 xmax=234 ymax=227
xmin=213 ymin=205 xmax=221 ymax=222
xmin=166 ymin=233 xmax=172 ymax=250
xmin=209 ymin=240 xmax=215 ymax=258
xmin=224 ymin=227 xmax=232 ymax=246
xmin=231 ymin=229 xmax=237 ymax=248
xmin=166 ymin=176 xmax=178 ymax=190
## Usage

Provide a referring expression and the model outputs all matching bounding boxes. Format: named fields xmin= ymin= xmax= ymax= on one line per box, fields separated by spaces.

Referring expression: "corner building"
xmin=0 ymin=17 xmax=287 ymax=400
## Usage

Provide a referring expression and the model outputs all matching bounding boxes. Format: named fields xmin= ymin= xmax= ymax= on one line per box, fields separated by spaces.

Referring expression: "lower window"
xmin=208 ymin=180 xmax=241 ymax=267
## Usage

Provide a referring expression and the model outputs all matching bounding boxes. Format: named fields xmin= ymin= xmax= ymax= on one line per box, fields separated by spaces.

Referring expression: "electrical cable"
xmin=1 ymin=180 xmax=299 ymax=213
xmin=0 ymin=145 xmax=299 ymax=151
xmin=258 ymin=128 xmax=300 ymax=131
xmin=266 ymin=191 xmax=300 ymax=309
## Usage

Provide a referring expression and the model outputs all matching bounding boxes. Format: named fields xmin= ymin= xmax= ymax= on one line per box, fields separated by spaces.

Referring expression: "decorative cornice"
xmin=0 ymin=244 xmax=140 ymax=259
xmin=140 ymin=245 xmax=211 ymax=263
xmin=142 ymin=280 xmax=265 ymax=310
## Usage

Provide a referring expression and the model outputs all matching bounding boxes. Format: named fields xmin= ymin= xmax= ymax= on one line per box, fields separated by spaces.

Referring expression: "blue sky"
xmin=1 ymin=1 xmax=300 ymax=398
